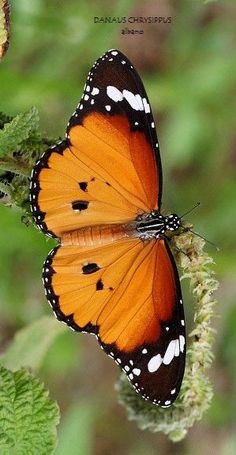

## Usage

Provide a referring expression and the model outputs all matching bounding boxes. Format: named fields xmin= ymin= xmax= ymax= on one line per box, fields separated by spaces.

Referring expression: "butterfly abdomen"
xmin=61 ymin=223 xmax=136 ymax=246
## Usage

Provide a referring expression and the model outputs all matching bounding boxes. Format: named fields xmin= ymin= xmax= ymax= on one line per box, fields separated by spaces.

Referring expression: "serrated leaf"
xmin=0 ymin=0 xmax=10 ymax=60
xmin=0 ymin=113 xmax=12 ymax=129
xmin=0 ymin=108 xmax=39 ymax=157
xmin=0 ymin=316 xmax=66 ymax=372
xmin=0 ymin=366 xmax=60 ymax=454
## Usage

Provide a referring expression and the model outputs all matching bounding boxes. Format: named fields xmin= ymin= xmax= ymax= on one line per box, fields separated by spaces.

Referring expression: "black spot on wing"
xmin=96 ymin=279 xmax=104 ymax=291
xmin=82 ymin=263 xmax=100 ymax=274
xmin=72 ymin=200 xmax=89 ymax=211
xmin=79 ymin=181 xmax=88 ymax=192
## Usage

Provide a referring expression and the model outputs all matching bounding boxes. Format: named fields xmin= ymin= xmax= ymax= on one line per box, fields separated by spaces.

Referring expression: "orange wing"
xmin=30 ymin=50 xmax=162 ymax=239
xmin=43 ymin=238 xmax=185 ymax=406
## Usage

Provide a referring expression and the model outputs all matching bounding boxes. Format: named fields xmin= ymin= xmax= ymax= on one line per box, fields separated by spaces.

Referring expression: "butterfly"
xmin=30 ymin=49 xmax=186 ymax=408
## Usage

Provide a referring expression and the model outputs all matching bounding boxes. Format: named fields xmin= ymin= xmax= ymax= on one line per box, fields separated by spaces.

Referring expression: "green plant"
xmin=0 ymin=317 xmax=64 ymax=454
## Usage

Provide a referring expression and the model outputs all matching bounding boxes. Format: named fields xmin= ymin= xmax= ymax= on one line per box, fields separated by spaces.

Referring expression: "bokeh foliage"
xmin=0 ymin=0 xmax=235 ymax=454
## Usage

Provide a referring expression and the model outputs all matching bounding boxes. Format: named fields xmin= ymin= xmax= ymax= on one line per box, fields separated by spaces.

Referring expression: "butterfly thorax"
xmin=135 ymin=212 xmax=181 ymax=240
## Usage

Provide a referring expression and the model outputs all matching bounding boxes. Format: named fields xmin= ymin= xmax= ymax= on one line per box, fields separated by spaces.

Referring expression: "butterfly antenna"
xmin=180 ymin=202 xmax=201 ymax=219
xmin=188 ymin=229 xmax=220 ymax=251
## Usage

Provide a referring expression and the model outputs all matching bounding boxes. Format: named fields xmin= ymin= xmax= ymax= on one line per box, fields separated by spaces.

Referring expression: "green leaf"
xmin=0 ymin=107 xmax=39 ymax=157
xmin=0 ymin=366 xmax=60 ymax=454
xmin=0 ymin=113 xmax=12 ymax=129
xmin=0 ymin=316 xmax=66 ymax=372
xmin=55 ymin=402 xmax=94 ymax=455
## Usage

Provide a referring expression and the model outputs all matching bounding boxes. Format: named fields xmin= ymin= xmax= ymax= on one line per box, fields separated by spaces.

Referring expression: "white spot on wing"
xmin=143 ymin=97 xmax=150 ymax=113
xmin=148 ymin=354 xmax=162 ymax=373
xmin=163 ymin=340 xmax=177 ymax=365
xmin=179 ymin=335 xmax=185 ymax=353
xmin=135 ymin=94 xmax=144 ymax=110
xmin=175 ymin=340 xmax=180 ymax=357
xmin=107 ymin=86 xmax=123 ymax=102
xmin=91 ymin=87 xmax=99 ymax=95
xmin=133 ymin=368 xmax=141 ymax=376
xmin=123 ymin=90 xmax=144 ymax=111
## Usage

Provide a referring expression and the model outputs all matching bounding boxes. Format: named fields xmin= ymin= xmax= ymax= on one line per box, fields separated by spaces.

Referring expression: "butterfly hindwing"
xmin=43 ymin=238 xmax=185 ymax=407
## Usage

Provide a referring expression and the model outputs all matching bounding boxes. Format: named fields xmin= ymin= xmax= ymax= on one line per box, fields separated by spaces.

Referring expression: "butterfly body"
xmin=61 ymin=212 xmax=181 ymax=247
xmin=30 ymin=49 xmax=186 ymax=408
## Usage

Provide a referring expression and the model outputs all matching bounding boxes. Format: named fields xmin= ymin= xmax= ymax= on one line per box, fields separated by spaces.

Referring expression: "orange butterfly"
xmin=30 ymin=49 xmax=185 ymax=407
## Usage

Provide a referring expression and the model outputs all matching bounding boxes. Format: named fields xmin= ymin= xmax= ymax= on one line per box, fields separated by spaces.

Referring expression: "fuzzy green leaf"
xmin=0 ymin=316 xmax=66 ymax=372
xmin=0 ymin=113 xmax=12 ymax=129
xmin=0 ymin=366 xmax=60 ymax=454
xmin=0 ymin=108 xmax=39 ymax=157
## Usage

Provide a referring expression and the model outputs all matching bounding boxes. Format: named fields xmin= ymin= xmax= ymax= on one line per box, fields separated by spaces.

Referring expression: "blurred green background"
xmin=0 ymin=0 xmax=236 ymax=454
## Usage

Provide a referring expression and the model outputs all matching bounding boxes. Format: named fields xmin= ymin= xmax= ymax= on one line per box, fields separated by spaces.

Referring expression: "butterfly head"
xmin=164 ymin=214 xmax=181 ymax=232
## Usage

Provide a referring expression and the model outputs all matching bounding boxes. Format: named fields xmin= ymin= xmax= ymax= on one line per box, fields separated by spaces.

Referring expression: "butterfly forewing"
xmin=68 ymin=49 xmax=162 ymax=209
xmin=30 ymin=49 xmax=185 ymax=407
